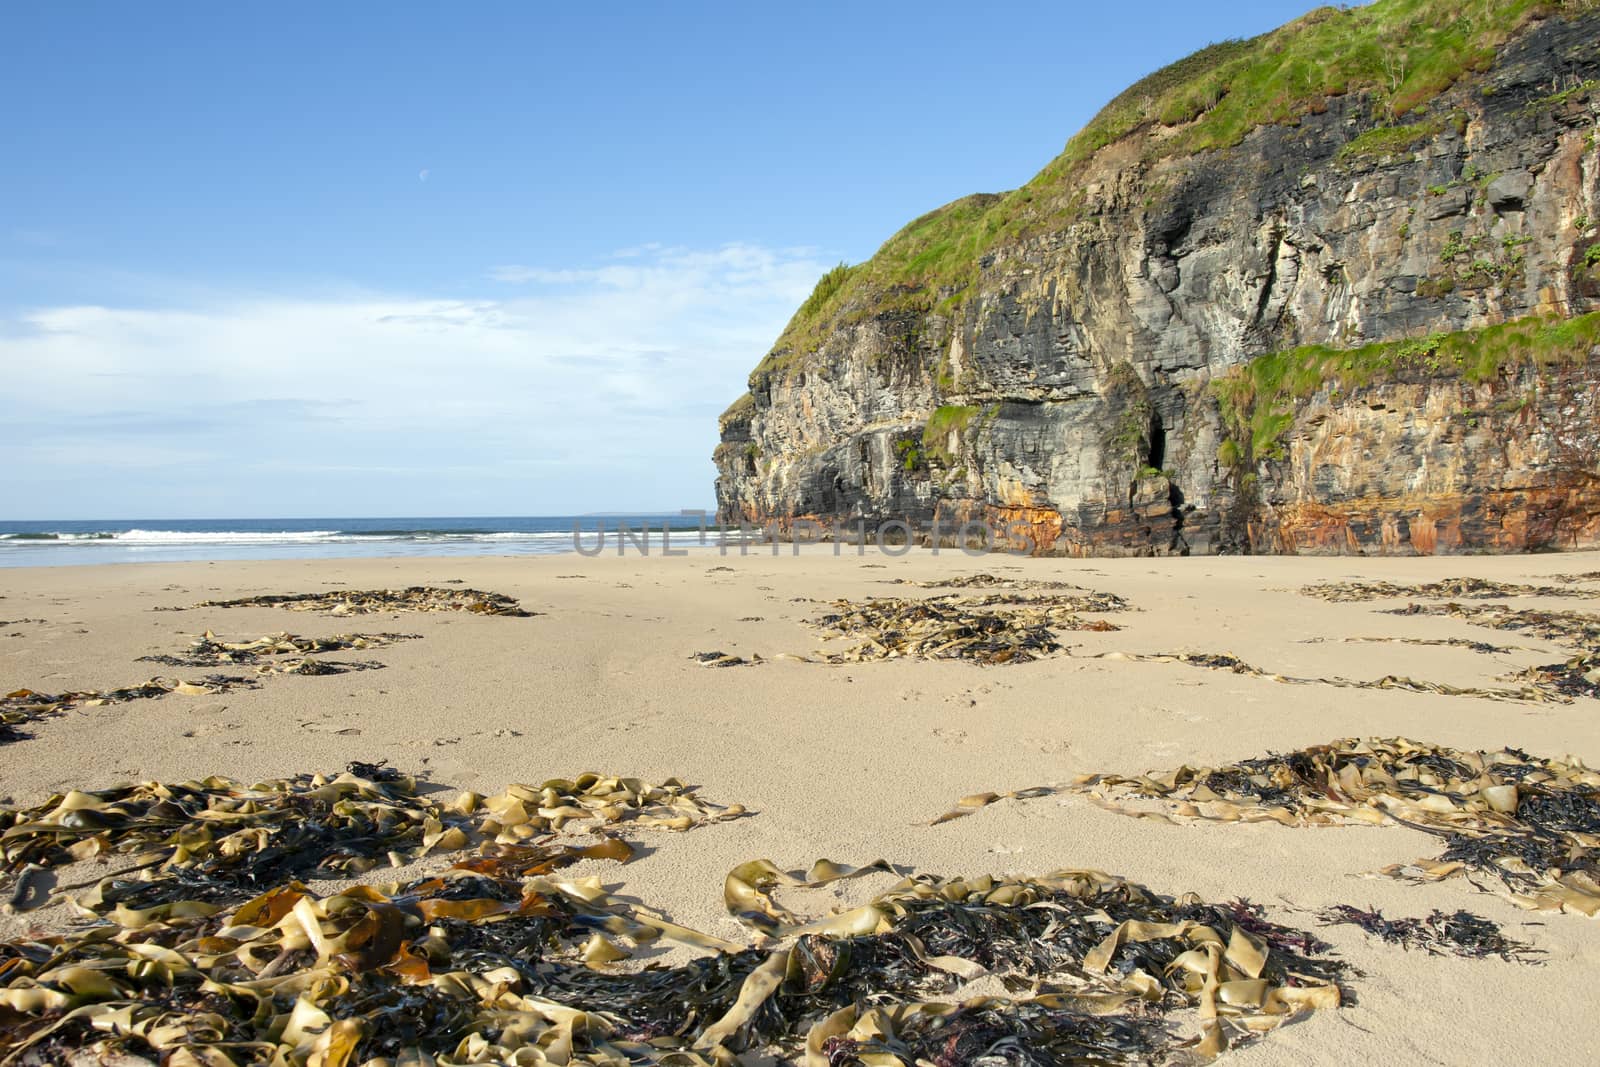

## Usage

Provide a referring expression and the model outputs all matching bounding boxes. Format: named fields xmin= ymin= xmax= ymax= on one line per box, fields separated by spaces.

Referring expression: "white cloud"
xmin=0 ymin=243 xmax=827 ymax=517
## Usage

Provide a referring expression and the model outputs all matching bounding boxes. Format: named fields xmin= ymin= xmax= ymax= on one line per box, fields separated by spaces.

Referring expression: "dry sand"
xmin=3 ymin=546 xmax=1599 ymax=1064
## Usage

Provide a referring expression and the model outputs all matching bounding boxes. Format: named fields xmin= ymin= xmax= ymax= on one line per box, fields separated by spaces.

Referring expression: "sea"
xmin=0 ymin=515 xmax=719 ymax=568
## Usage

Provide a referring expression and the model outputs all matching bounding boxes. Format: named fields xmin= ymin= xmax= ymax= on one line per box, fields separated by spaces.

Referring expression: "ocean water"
xmin=0 ymin=516 xmax=716 ymax=568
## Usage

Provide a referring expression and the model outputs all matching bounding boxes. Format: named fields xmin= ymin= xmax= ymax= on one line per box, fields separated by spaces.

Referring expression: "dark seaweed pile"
xmin=1302 ymin=577 xmax=1600 ymax=602
xmin=1380 ymin=602 xmax=1600 ymax=701
xmin=811 ymin=597 xmax=1065 ymax=665
xmin=0 ymin=765 xmax=450 ymax=909
xmin=190 ymin=585 xmax=537 ymax=616
xmin=1383 ymin=601 xmax=1600 ymax=648
xmin=0 ymin=762 xmax=1345 ymax=1066
xmin=0 ymin=766 xmax=743 ymax=914
xmin=0 ymin=862 xmax=1346 ymax=1066
xmin=135 ymin=630 xmax=417 ymax=669
xmin=1077 ymin=738 xmax=1600 ymax=917
xmin=1320 ymin=905 xmax=1540 ymax=963
xmin=0 ymin=675 xmax=254 ymax=747
xmin=809 ymin=587 xmax=1129 ymax=666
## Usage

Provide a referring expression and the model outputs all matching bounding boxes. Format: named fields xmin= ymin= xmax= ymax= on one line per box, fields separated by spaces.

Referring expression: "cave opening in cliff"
xmin=1147 ymin=413 xmax=1167 ymax=472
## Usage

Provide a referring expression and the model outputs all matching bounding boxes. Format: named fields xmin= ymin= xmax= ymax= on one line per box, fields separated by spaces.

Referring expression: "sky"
xmin=1 ymin=0 xmax=1312 ymax=519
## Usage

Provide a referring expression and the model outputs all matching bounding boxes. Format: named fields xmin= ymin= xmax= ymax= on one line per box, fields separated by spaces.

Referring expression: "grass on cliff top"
xmin=1214 ymin=311 xmax=1600 ymax=461
xmin=743 ymin=0 xmax=1581 ymax=394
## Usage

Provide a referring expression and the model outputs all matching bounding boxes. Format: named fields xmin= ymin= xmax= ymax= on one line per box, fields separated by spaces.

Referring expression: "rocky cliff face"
xmin=715 ymin=4 xmax=1600 ymax=555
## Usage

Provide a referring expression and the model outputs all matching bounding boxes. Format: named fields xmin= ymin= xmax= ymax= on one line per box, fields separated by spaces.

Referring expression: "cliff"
xmin=714 ymin=0 xmax=1600 ymax=555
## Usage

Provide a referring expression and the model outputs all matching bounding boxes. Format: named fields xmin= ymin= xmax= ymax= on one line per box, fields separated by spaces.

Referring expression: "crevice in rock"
xmin=1147 ymin=412 xmax=1167 ymax=471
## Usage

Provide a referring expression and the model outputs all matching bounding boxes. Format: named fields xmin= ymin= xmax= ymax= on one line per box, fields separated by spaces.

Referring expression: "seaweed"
xmin=136 ymin=630 xmax=417 ymax=669
xmin=1091 ymin=648 xmax=1581 ymax=704
xmin=2 ymin=636 xmax=415 ymax=748
xmin=0 ymin=767 xmax=747 ymax=913
xmin=1506 ymin=652 xmax=1600 ymax=700
xmin=1367 ymin=602 xmax=1600 ymax=702
xmin=0 ymin=856 xmax=1345 ymax=1065
xmin=690 ymin=650 xmax=761 ymax=667
xmin=1381 ymin=602 xmax=1600 ymax=650
xmin=1300 ymin=635 xmax=1517 ymax=655
xmin=1140 ymin=586 xmax=1600 ymax=703
xmin=0 ymin=675 xmax=254 ymax=746
xmin=811 ymin=598 xmax=1063 ymax=665
xmin=802 ymin=577 xmax=1129 ymax=666
xmin=1076 ymin=737 xmax=1600 ymax=917
xmin=187 ymin=586 xmax=538 ymax=616
xmin=1300 ymin=578 xmax=1600 ymax=602
xmin=1319 ymin=905 xmax=1541 ymax=963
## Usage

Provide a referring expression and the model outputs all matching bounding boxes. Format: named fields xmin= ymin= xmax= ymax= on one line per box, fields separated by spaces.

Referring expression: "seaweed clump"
xmin=1 ymin=634 xmax=418 ymax=748
xmin=0 ymin=675 xmax=251 ymax=746
xmin=135 ymin=629 xmax=418 ymax=671
xmin=1380 ymin=602 xmax=1600 ymax=701
xmin=0 ymin=752 xmax=1348 ymax=1064
xmin=0 ymin=857 xmax=1345 ymax=1065
xmin=1319 ymin=905 xmax=1541 ymax=963
xmin=810 ymin=598 xmax=1064 ymax=665
xmin=1092 ymin=647 xmax=1584 ymax=704
xmin=1075 ymin=737 xmax=1600 ymax=917
xmin=1382 ymin=602 xmax=1600 ymax=649
xmin=690 ymin=650 xmax=762 ymax=668
xmin=0 ymin=767 xmax=747 ymax=912
xmin=809 ymin=582 xmax=1127 ymax=666
xmin=189 ymin=585 xmax=538 ymax=617
xmin=1299 ymin=577 xmax=1600 ymax=602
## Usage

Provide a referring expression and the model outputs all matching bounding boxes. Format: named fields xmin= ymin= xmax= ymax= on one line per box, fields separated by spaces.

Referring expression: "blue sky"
xmin=2 ymin=0 xmax=1310 ymax=518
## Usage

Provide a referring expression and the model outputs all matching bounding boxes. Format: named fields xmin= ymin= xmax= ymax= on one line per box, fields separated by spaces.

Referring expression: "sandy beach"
xmin=3 ymin=547 xmax=1599 ymax=1064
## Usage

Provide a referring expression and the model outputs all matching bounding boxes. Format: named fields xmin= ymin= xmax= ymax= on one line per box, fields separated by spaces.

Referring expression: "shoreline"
xmin=3 ymin=548 xmax=1599 ymax=1062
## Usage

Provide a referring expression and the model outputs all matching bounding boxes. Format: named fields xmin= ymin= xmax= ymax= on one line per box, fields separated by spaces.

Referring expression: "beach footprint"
xmin=301 ymin=720 xmax=362 ymax=736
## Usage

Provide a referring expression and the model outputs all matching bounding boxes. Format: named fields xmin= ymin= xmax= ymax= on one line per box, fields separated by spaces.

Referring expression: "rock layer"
xmin=715 ymin=7 xmax=1600 ymax=555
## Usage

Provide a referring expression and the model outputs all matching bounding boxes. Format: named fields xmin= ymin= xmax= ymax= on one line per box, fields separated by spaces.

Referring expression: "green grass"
xmin=717 ymin=391 xmax=755 ymax=432
xmin=745 ymin=0 xmax=1579 ymax=386
xmin=1213 ymin=311 xmax=1600 ymax=461
xmin=1336 ymin=111 xmax=1464 ymax=160
xmin=1103 ymin=362 xmax=1154 ymax=464
xmin=1529 ymin=76 xmax=1600 ymax=110
xmin=797 ymin=262 xmax=854 ymax=322
xmin=921 ymin=404 xmax=981 ymax=465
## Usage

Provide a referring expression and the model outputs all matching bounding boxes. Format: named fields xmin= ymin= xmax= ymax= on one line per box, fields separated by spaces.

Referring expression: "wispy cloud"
xmin=0 ymin=243 xmax=827 ymax=517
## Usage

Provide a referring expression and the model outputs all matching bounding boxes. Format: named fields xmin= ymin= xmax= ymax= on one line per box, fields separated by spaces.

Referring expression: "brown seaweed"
xmin=809 ymin=593 xmax=1124 ymax=666
xmin=3 ymin=634 xmax=419 ymax=748
xmin=1383 ymin=601 xmax=1600 ymax=651
xmin=1075 ymin=737 xmax=1600 ymax=917
xmin=810 ymin=598 xmax=1063 ymax=665
xmin=804 ymin=577 xmax=1128 ymax=666
xmin=1299 ymin=635 xmax=1518 ymax=655
xmin=1300 ymin=577 xmax=1600 ymax=602
xmin=690 ymin=650 xmax=761 ymax=667
xmin=0 ymin=675 xmax=254 ymax=746
xmin=0 ymin=853 xmax=1344 ymax=1066
xmin=136 ymin=630 xmax=417 ymax=670
xmin=1318 ymin=905 xmax=1541 ymax=962
xmin=1092 ymin=649 xmax=1580 ymax=704
xmin=0 ymin=767 xmax=747 ymax=914
xmin=186 ymin=586 xmax=538 ymax=617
